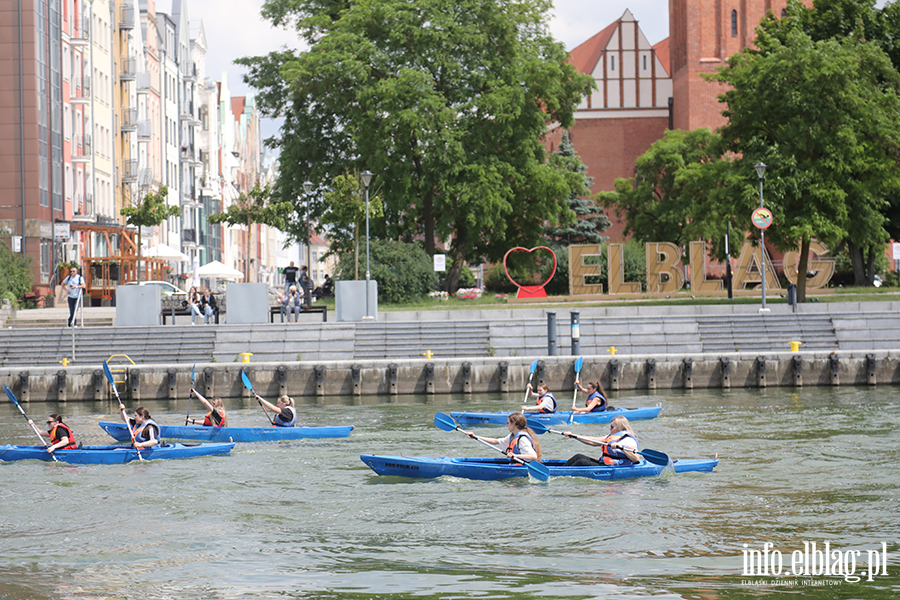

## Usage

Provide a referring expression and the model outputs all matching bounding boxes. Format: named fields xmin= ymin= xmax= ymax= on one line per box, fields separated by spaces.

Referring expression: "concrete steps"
xmin=697 ymin=314 xmax=838 ymax=353
xmin=353 ymin=322 xmax=491 ymax=359
xmin=0 ymin=327 xmax=216 ymax=367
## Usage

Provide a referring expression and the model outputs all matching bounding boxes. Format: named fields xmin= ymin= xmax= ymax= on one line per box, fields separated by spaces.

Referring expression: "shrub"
xmin=336 ymin=239 xmax=438 ymax=304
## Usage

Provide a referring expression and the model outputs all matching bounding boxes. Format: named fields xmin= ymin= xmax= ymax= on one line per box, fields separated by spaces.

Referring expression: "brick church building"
xmin=554 ymin=0 xmax=810 ymax=242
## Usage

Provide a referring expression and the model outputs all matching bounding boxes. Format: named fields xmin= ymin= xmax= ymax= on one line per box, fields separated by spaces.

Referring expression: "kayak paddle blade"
xmin=640 ymin=448 xmax=671 ymax=467
xmin=191 ymin=362 xmax=196 ymax=385
xmin=240 ymin=370 xmax=254 ymax=393
xmin=433 ymin=412 xmax=459 ymax=432
xmin=529 ymin=359 xmax=539 ymax=374
xmin=574 ymin=356 xmax=583 ymax=374
xmin=102 ymin=360 xmax=114 ymax=385
xmin=4 ymin=383 xmax=20 ymax=406
xmin=525 ymin=460 xmax=550 ymax=482
xmin=525 ymin=419 xmax=549 ymax=435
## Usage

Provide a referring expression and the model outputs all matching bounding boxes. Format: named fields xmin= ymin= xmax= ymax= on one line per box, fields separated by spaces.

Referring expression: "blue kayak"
xmin=99 ymin=422 xmax=354 ymax=443
xmin=360 ymin=455 xmax=717 ymax=481
xmin=450 ymin=406 xmax=662 ymax=426
xmin=0 ymin=442 xmax=234 ymax=464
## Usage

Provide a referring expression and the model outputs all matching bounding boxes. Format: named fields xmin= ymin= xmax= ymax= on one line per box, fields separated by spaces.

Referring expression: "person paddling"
xmin=571 ymin=380 xmax=611 ymax=413
xmin=257 ymin=395 xmax=297 ymax=427
xmin=190 ymin=389 xmax=229 ymax=427
xmin=120 ymin=406 xmax=161 ymax=449
xmin=466 ymin=412 xmax=541 ymax=462
xmin=563 ymin=415 xmax=639 ymax=467
xmin=522 ymin=383 xmax=557 ymax=413
xmin=28 ymin=414 xmax=77 ymax=453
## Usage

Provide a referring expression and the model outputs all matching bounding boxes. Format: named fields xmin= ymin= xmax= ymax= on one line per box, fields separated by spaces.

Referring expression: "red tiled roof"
xmin=653 ymin=37 xmax=671 ymax=76
xmin=569 ymin=20 xmax=618 ymax=75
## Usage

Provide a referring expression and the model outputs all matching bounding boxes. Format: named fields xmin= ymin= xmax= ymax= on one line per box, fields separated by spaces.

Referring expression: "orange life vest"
xmin=203 ymin=410 xmax=225 ymax=427
xmin=601 ymin=431 xmax=638 ymax=465
xmin=49 ymin=423 xmax=77 ymax=450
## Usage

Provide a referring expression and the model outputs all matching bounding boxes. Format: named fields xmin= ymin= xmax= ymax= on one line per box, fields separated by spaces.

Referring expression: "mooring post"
xmin=570 ymin=311 xmax=580 ymax=355
xmin=720 ymin=357 xmax=730 ymax=389
xmin=792 ymin=355 xmax=803 ymax=387
xmin=425 ymin=363 xmax=435 ymax=394
xmin=683 ymin=357 xmax=693 ymax=390
xmin=351 ymin=364 xmax=362 ymax=396
xmin=646 ymin=358 xmax=656 ymax=390
xmin=829 ymin=354 xmax=840 ymax=386
xmin=609 ymin=359 xmax=619 ymax=391
xmin=498 ymin=361 xmax=509 ymax=393
xmin=167 ymin=368 xmax=178 ymax=399
xmin=315 ymin=365 xmax=326 ymax=396
xmin=128 ymin=368 xmax=139 ymax=401
xmin=56 ymin=370 xmax=67 ymax=402
xmin=757 ymin=356 xmax=767 ymax=388
xmin=18 ymin=371 xmax=29 ymax=403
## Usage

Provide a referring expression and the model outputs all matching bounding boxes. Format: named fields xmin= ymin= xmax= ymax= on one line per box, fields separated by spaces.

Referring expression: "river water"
xmin=1 ymin=386 xmax=898 ymax=600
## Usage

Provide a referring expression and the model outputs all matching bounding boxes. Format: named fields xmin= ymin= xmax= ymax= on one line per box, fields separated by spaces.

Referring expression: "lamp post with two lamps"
xmin=361 ymin=170 xmax=374 ymax=319
xmin=302 ymin=181 xmax=314 ymax=307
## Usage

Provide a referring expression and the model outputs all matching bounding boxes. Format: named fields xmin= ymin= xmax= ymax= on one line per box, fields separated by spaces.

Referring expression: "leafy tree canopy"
xmin=0 ymin=242 xmax=34 ymax=304
xmin=319 ymin=170 xmax=384 ymax=280
xmin=240 ymin=0 xmax=594 ymax=290
xmin=121 ymin=186 xmax=181 ymax=282
xmin=334 ymin=239 xmax=438 ymax=304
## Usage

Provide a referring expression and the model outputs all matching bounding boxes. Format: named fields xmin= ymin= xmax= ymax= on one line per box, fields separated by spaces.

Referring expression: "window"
xmin=643 ymin=55 xmax=647 ymax=70
xmin=732 ymin=10 xmax=738 ymax=36
xmin=782 ymin=9 xmax=787 ymax=18
xmin=611 ymin=55 xmax=615 ymax=71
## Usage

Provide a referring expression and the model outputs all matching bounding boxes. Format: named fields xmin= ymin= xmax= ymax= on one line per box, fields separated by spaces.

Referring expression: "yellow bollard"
xmin=423 ymin=350 xmax=434 ymax=359
xmin=239 ymin=352 xmax=253 ymax=363
xmin=789 ymin=341 xmax=801 ymax=352
xmin=60 ymin=358 xmax=69 ymax=366
xmin=608 ymin=346 xmax=618 ymax=355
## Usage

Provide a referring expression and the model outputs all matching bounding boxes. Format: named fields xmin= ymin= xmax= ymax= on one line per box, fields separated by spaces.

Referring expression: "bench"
xmin=161 ymin=307 xmax=219 ymax=325
xmin=270 ymin=305 xmax=328 ymax=323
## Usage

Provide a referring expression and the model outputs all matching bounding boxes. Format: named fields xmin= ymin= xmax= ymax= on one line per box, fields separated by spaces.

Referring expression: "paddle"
xmin=433 ymin=412 xmax=550 ymax=482
xmin=241 ymin=370 xmax=274 ymax=426
xmin=4 ymin=384 xmax=59 ymax=462
xmin=103 ymin=360 xmax=143 ymax=461
xmin=185 ymin=362 xmax=196 ymax=425
xmin=522 ymin=359 xmax=539 ymax=404
xmin=569 ymin=356 xmax=584 ymax=424
xmin=526 ymin=419 xmax=671 ymax=466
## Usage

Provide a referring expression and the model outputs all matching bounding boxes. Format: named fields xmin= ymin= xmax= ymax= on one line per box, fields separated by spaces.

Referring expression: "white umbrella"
xmin=144 ymin=243 xmax=190 ymax=262
xmin=197 ymin=260 xmax=245 ymax=279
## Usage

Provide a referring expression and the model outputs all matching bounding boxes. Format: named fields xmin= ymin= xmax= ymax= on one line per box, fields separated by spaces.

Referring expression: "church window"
xmin=732 ymin=10 xmax=738 ymax=36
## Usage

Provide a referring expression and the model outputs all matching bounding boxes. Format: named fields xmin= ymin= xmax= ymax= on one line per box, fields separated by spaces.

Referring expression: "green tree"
xmin=335 ymin=239 xmax=438 ymax=304
xmin=240 ymin=0 xmax=594 ymax=291
xmin=710 ymin=28 xmax=900 ymax=300
xmin=120 ymin=186 xmax=181 ymax=282
xmin=208 ymin=183 xmax=292 ymax=281
xmin=544 ymin=131 xmax=609 ymax=246
xmin=319 ymin=170 xmax=384 ymax=280
xmin=0 ymin=240 xmax=33 ymax=304
xmin=595 ymin=128 xmax=732 ymax=248
xmin=750 ymin=0 xmax=900 ymax=285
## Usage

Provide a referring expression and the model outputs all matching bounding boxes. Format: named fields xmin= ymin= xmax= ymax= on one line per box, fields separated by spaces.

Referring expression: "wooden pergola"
xmin=70 ymin=223 xmax=169 ymax=301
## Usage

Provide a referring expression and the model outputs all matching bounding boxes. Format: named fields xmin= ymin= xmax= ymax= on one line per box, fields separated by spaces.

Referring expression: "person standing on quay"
xmin=283 ymin=261 xmax=299 ymax=294
xmin=299 ymin=266 xmax=311 ymax=305
xmin=62 ymin=266 xmax=86 ymax=327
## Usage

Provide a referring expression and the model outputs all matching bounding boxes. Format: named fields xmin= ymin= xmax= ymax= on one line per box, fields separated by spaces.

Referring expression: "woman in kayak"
xmin=191 ymin=389 xmax=229 ymax=427
xmin=120 ymin=405 xmax=161 ymax=449
xmin=571 ymin=380 xmax=611 ymax=413
xmin=258 ymin=395 xmax=297 ymax=427
xmin=467 ymin=412 xmax=542 ymax=461
xmin=563 ymin=415 xmax=639 ymax=466
xmin=521 ymin=383 xmax=557 ymax=413
xmin=29 ymin=413 xmax=77 ymax=452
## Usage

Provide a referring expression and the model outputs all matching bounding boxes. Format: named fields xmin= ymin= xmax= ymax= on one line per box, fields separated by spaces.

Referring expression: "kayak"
xmin=360 ymin=455 xmax=718 ymax=481
xmin=99 ymin=422 xmax=354 ymax=443
xmin=0 ymin=442 xmax=234 ymax=464
xmin=450 ymin=406 xmax=662 ymax=426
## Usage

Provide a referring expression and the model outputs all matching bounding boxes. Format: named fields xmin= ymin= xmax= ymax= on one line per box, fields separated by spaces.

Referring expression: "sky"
xmin=157 ymin=0 xmax=671 ymax=151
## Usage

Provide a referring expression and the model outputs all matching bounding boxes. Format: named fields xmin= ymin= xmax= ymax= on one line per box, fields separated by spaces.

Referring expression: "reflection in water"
xmin=1 ymin=387 xmax=898 ymax=598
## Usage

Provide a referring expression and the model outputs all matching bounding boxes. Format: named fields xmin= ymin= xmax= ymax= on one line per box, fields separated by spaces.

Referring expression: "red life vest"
xmin=601 ymin=431 xmax=638 ymax=465
xmin=203 ymin=410 xmax=225 ymax=427
xmin=49 ymin=423 xmax=77 ymax=450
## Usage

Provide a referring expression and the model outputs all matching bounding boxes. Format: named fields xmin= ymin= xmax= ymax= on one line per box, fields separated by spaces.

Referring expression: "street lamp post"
xmin=361 ymin=170 xmax=374 ymax=319
xmin=302 ymin=181 xmax=313 ymax=307
xmin=755 ymin=162 xmax=768 ymax=311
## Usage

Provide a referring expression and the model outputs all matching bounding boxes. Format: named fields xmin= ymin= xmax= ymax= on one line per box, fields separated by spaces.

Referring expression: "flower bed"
xmin=455 ymin=288 xmax=482 ymax=300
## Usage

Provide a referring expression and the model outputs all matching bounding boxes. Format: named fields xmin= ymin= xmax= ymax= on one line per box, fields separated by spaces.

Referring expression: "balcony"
xmin=72 ymin=135 xmax=91 ymax=162
xmin=70 ymin=84 xmax=90 ymax=104
xmin=179 ymin=101 xmax=195 ymax=122
xmin=122 ymin=158 xmax=138 ymax=182
xmin=136 ymin=71 xmax=151 ymax=94
xmin=183 ymin=228 xmax=197 ymax=246
xmin=181 ymin=63 xmax=197 ymax=81
xmin=70 ymin=17 xmax=90 ymax=46
xmin=120 ymin=57 xmax=136 ymax=81
xmin=119 ymin=5 xmax=135 ymax=29
xmin=137 ymin=120 xmax=151 ymax=139
xmin=121 ymin=107 xmax=137 ymax=132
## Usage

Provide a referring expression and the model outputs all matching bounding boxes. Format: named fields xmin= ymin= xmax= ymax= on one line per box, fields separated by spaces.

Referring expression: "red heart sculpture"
xmin=502 ymin=246 xmax=557 ymax=299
